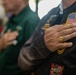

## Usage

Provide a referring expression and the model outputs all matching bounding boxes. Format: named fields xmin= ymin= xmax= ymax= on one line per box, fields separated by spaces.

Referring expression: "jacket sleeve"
xmin=18 ymin=16 xmax=52 ymax=71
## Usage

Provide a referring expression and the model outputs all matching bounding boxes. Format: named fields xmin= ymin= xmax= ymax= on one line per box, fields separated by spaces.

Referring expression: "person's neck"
xmin=62 ymin=0 xmax=76 ymax=9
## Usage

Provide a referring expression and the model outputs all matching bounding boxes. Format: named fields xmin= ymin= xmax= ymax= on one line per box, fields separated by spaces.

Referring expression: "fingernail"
xmin=69 ymin=42 xmax=73 ymax=47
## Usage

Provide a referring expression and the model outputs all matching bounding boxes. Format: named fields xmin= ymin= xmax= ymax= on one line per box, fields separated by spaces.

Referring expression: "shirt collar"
xmin=9 ymin=5 xmax=30 ymax=25
xmin=59 ymin=2 xmax=63 ymax=14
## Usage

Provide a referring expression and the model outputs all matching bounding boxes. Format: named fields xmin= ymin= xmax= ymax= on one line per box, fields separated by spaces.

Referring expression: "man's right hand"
xmin=44 ymin=23 xmax=76 ymax=52
xmin=0 ymin=29 xmax=18 ymax=50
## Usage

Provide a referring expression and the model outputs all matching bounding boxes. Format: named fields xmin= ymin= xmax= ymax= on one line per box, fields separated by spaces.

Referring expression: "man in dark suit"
xmin=18 ymin=0 xmax=76 ymax=75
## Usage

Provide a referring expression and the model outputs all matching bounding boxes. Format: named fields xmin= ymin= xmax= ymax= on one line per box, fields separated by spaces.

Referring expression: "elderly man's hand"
xmin=44 ymin=23 xmax=76 ymax=52
xmin=0 ymin=29 xmax=18 ymax=50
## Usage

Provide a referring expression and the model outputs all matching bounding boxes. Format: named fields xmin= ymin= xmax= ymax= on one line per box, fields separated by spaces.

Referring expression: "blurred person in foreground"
xmin=0 ymin=0 xmax=40 ymax=75
xmin=0 ymin=5 xmax=18 ymax=52
xmin=18 ymin=0 xmax=76 ymax=75
xmin=0 ymin=5 xmax=5 ymax=34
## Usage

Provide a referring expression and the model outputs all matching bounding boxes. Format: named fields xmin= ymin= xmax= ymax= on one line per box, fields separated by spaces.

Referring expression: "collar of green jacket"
xmin=9 ymin=5 xmax=31 ymax=25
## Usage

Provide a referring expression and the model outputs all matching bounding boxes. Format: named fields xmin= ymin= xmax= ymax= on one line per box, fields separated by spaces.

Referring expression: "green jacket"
xmin=0 ymin=5 xmax=40 ymax=75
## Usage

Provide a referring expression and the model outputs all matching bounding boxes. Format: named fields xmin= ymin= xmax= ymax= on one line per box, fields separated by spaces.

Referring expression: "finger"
xmin=7 ymin=29 xmax=11 ymax=33
xmin=59 ymin=26 xmax=76 ymax=36
xmin=5 ymin=39 xmax=17 ymax=47
xmin=45 ymin=23 xmax=76 ymax=34
xmin=58 ymin=23 xmax=76 ymax=32
xmin=7 ymin=40 xmax=18 ymax=46
xmin=57 ymin=42 xmax=73 ymax=49
xmin=9 ymin=32 xmax=18 ymax=37
xmin=12 ymin=31 xmax=18 ymax=36
xmin=62 ymin=32 xmax=76 ymax=42
xmin=7 ymin=36 xmax=17 ymax=42
xmin=7 ymin=41 xmax=15 ymax=46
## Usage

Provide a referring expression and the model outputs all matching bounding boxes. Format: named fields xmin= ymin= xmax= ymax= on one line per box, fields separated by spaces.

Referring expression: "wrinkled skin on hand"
xmin=44 ymin=23 xmax=76 ymax=52
xmin=0 ymin=29 xmax=18 ymax=50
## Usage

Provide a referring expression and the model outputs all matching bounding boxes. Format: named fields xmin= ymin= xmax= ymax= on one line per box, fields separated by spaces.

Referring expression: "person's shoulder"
xmin=35 ymin=6 xmax=59 ymax=30
xmin=23 ymin=10 xmax=40 ymax=27
xmin=26 ymin=10 xmax=40 ymax=23
xmin=28 ymin=10 xmax=39 ymax=19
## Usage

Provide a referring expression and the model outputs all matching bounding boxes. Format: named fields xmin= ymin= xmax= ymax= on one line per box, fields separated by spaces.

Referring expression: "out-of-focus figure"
xmin=0 ymin=5 xmax=5 ymax=34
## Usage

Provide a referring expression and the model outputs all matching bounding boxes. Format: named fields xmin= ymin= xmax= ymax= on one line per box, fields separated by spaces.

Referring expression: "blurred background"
xmin=0 ymin=0 xmax=61 ymax=40
xmin=29 ymin=0 xmax=61 ymax=18
xmin=0 ymin=0 xmax=61 ymax=34
xmin=0 ymin=0 xmax=61 ymax=19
